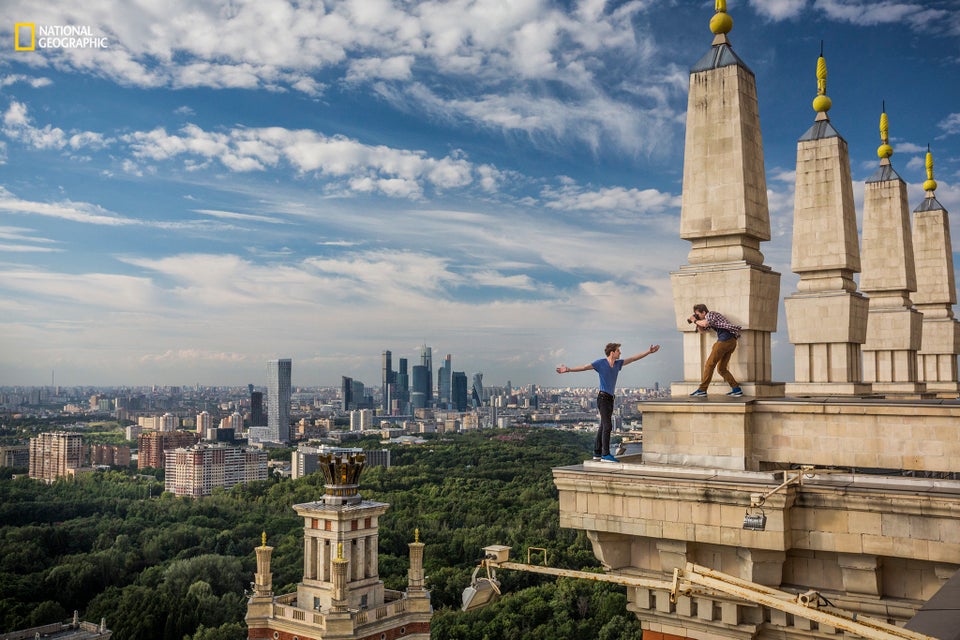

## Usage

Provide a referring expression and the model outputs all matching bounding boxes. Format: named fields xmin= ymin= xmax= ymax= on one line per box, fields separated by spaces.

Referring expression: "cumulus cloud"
xmin=749 ymin=0 xmax=809 ymax=20
xmin=812 ymin=0 xmax=950 ymax=29
xmin=939 ymin=113 xmax=960 ymax=136
xmin=541 ymin=181 xmax=679 ymax=214
xmin=2 ymin=101 xmax=108 ymax=151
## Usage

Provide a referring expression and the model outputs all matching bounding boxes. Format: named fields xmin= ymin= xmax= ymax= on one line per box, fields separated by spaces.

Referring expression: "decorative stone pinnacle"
xmin=710 ymin=0 xmax=733 ymax=35
xmin=878 ymin=106 xmax=893 ymax=160
xmin=924 ymin=145 xmax=938 ymax=193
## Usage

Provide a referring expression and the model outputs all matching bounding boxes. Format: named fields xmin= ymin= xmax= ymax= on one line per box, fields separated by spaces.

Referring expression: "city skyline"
xmin=1 ymin=1 xmax=959 ymax=389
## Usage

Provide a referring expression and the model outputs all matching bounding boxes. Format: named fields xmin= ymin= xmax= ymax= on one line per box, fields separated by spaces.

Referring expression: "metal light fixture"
xmin=461 ymin=560 xmax=501 ymax=611
xmin=742 ymin=466 xmax=836 ymax=531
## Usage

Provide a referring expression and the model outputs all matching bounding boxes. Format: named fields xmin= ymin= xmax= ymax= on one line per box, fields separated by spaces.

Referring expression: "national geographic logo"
xmin=15 ymin=24 xmax=109 ymax=51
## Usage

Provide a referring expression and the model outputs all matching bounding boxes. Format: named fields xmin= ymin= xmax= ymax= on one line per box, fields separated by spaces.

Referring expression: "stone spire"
xmin=408 ymin=528 xmax=426 ymax=592
xmin=253 ymin=531 xmax=274 ymax=597
xmin=784 ymin=46 xmax=869 ymax=396
xmin=670 ymin=0 xmax=783 ymax=397
xmin=860 ymin=105 xmax=925 ymax=396
xmin=912 ymin=145 xmax=959 ymax=395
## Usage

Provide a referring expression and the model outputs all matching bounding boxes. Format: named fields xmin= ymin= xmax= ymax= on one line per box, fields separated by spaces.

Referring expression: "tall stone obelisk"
xmin=784 ymin=49 xmax=870 ymax=396
xmin=670 ymin=0 xmax=782 ymax=397
xmin=912 ymin=147 xmax=960 ymax=396
xmin=860 ymin=108 xmax=925 ymax=396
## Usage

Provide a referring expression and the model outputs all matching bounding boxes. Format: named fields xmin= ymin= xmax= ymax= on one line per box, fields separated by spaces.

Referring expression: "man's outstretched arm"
xmin=622 ymin=344 xmax=660 ymax=366
xmin=556 ymin=363 xmax=594 ymax=374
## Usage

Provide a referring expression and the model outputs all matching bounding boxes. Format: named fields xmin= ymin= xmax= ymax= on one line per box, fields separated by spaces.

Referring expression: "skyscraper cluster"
xmin=347 ymin=345 xmax=482 ymax=415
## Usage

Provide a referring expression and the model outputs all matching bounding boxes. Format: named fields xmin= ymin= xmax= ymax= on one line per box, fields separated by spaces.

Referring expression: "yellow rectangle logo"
xmin=15 ymin=23 xmax=35 ymax=51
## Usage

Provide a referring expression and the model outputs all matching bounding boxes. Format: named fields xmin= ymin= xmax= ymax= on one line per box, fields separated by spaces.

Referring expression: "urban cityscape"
xmin=3 ymin=346 xmax=666 ymax=492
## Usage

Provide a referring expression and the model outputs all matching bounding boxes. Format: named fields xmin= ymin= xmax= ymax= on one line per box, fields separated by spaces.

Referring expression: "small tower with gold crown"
xmin=245 ymin=453 xmax=431 ymax=639
xmin=784 ymin=45 xmax=870 ymax=396
xmin=859 ymin=105 xmax=926 ymax=396
xmin=670 ymin=0 xmax=783 ymax=398
xmin=912 ymin=146 xmax=960 ymax=395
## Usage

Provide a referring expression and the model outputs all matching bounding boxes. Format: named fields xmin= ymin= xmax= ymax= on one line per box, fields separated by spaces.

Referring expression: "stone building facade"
xmin=554 ymin=4 xmax=959 ymax=639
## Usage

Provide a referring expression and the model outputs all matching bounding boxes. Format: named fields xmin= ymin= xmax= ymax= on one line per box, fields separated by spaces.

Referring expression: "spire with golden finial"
xmin=414 ymin=528 xmax=420 ymax=543
xmin=261 ymin=531 xmax=266 ymax=547
xmin=812 ymin=41 xmax=832 ymax=117
xmin=710 ymin=0 xmax=733 ymax=39
xmin=878 ymin=101 xmax=893 ymax=163
xmin=924 ymin=144 xmax=938 ymax=194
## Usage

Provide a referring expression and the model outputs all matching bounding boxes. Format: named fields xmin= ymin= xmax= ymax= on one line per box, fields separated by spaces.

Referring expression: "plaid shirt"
xmin=705 ymin=311 xmax=741 ymax=339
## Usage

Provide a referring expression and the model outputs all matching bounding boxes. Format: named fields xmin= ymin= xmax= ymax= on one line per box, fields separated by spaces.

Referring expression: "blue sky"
xmin=1 ymin=0 xmax=959 ymax=389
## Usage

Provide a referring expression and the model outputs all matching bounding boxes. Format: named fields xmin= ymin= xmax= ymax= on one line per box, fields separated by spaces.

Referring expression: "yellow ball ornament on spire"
xmin=923 ymin=146 xmax=937 ymax=192
xmin=877 ymin=108 xmax=893 ymax=160
xmin=812 ymin=52 xmax=832 ymax=113
xmin=710 ymin=0 xmax=733 ymax=35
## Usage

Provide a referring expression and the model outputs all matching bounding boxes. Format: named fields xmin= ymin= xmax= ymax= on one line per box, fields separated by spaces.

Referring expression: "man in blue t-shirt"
xmin=556 ymin=342 xmax=660 ymax=463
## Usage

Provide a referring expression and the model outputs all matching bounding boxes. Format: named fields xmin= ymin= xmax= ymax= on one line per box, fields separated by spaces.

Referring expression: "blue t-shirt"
xmin=592 ymin=358 xmax=624 ymax=395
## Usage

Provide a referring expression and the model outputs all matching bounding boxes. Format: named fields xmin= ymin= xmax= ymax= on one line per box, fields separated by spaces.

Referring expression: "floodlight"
xmin=742 ymin=509 xmax=767 ymax=531
xmin=461 ymin=563 xmax=501 ymax=611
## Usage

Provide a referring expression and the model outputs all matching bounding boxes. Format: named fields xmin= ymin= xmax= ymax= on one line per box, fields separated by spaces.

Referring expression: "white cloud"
xmin=541 ymin=183 xmax=679 ymax=214
xmin=2 ymin=101 xmax=108 ymax=151
xmin=749 ymin=0 xmax=808 ymax=20
xmin=939 ymin=113 xmax=960 ymax=136
xmin=0 ymin=74 xmax=53 ymax=88
xmin=812 ymin=0 xmax=950 ymax=29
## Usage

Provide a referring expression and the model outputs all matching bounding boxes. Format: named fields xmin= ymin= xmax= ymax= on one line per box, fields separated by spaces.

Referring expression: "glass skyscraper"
xmin=267 ymin=358 xmax=292 ymax=443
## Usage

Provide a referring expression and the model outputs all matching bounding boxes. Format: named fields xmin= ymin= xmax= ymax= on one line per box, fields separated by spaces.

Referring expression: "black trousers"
xmin=595 ymin=392 xmax=614 ymax=456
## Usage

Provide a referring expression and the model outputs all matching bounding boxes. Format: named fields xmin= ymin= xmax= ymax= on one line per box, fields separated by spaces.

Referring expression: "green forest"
xmin=0 ymin=429 xmax=643 ymax=639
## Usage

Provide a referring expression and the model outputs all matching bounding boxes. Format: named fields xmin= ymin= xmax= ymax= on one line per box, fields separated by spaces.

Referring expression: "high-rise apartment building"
xmin=89 ymin=444 xmax=131 ymax=467
xmin=164 ymin=444 xmax=268 ymax=497
xmin=29 ymin=432 xmax=83 ymax=483
xmin=349 ymin=409 xmax=374 ymax=432
xmin=137 ymin=430 xmax=198 ymax=470
xmin=196 ymin=410 xmax=213 ymax=435
xmin=267 ymin=358 xmax=292 ymax=443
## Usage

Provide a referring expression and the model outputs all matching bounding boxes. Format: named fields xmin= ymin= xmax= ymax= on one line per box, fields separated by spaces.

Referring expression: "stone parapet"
xmin=642 ymin=399 xmax=960 ymax=473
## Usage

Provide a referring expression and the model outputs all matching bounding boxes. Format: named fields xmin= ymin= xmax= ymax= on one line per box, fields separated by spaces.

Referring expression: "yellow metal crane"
xmin=463 ymin=545 xmax=937 ymax=640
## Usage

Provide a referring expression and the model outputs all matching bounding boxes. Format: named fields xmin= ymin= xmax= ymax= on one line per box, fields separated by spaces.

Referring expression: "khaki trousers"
xmin=698 ymin=338 xmax=739 ymax=391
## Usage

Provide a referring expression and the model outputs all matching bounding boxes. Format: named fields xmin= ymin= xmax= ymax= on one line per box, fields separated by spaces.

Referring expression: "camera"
xmin=686 ymin=316 xmax=695 ymax=324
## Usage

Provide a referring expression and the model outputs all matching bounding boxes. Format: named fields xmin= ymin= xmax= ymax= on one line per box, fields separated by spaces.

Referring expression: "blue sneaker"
xmin=689 ymin=389 xmax=707 ymax=397
xmin=726 ymin=387 xmax=743 ymax=397
xmin=600 ymin=454 xmax=619 ymax=463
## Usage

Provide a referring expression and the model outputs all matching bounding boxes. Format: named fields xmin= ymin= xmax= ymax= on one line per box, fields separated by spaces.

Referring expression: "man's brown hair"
xmin=604 ymin=342 xmax=621 ymax=356
xmin=693 ymin=303 xmax=708 ymax=314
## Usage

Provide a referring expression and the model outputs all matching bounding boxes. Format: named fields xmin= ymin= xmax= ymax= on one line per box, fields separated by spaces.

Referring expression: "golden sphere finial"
xmin=813 ymin=44 xmax=832 ymax=113
xmin=924 ymin=145 xmax=937 ymax=192
xmin=710 ymin=0 xmax=733 ymax=35
xmin=877 ymin=106 xmax=893 ymax=159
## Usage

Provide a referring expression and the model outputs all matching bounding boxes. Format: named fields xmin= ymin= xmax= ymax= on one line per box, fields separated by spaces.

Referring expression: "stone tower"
xmin=912 ymin=146 xmax=960 ymax=395
xmin=783 ymin=48 xmax=869 ymax=396
xmin=246 ymin=453 xmax=432 ymax=639
xmin=554 ymin=4 xmax=960 ymax=640
xmin=670 ymin=0 xmax=782 ymax=398
xmin=860 ymin=108 xmax=926 ymax=396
